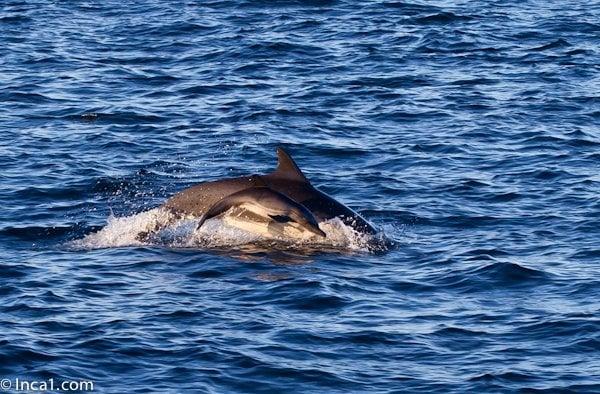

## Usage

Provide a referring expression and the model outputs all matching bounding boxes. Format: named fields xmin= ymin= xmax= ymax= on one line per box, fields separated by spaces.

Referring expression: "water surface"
xmin=1 ymin=0 xmax=599 ymax=392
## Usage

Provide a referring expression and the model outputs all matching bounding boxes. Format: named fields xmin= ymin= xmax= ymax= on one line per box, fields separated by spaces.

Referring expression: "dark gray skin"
xmin=160 ymin=147 xmax=376 ymax=236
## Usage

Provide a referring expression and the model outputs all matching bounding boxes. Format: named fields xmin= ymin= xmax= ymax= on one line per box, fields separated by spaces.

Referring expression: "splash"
xmin=69 ymin=208 xmax=387 ymax=253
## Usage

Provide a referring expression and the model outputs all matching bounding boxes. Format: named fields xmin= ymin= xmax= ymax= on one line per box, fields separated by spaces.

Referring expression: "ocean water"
xmin=1 ymin=0 xmax=600 ymax=392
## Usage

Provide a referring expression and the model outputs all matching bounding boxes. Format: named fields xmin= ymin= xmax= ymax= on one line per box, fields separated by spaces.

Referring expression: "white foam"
xmin=69 ymin=208 xmax=171 ymax=249
xmin=70 ymin=207 xmax=383 ymax=253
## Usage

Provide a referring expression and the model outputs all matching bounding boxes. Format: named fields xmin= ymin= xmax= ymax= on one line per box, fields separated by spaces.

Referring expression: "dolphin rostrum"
xmin=140 ymin=147 xmax=375 ymax=240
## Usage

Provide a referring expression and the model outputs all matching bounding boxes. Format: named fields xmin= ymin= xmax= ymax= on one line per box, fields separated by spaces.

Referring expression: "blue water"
xmin=2 ymin=0 xmax=600 ymax=392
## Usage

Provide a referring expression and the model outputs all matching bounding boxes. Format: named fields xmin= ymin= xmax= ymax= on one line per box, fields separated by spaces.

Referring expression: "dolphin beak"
xmin=306 ymin=223 xmax=326 ymax=238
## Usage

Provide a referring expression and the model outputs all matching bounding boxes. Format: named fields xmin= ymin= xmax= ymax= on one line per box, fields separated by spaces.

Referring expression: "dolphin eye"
xmin=269 ymin=215 xmax=292 ymax=223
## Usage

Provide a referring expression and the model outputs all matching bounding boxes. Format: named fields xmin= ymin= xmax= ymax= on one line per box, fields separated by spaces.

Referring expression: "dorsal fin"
xmin=271 ymin=147 xmax=309 ymax=182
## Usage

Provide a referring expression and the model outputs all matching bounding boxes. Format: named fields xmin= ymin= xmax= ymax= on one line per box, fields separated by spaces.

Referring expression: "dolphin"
xmin=196 ymin=186 xmax=326 ymax=238
xmin=139 ymin=147 xmax=375 ymax=240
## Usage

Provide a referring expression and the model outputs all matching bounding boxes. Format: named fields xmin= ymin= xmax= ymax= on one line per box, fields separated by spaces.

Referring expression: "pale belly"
xmin=221 ymin=206 xmax=317 ymax=240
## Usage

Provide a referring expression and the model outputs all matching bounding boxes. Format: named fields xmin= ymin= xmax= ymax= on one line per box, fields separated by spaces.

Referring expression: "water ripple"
xmin=1 ymin=0 xmax=599 ymax=392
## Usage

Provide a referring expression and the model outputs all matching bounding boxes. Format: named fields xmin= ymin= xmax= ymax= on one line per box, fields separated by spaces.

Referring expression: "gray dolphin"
xmin=140 ymin=147 xmax=375 ymax=240
xmin=196 ymin=186 xmax=326 ymax=237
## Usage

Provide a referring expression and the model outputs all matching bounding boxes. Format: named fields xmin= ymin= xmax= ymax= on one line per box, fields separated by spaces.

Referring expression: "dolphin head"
xmin=283 ymin=208 xmax=325 ymax=238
